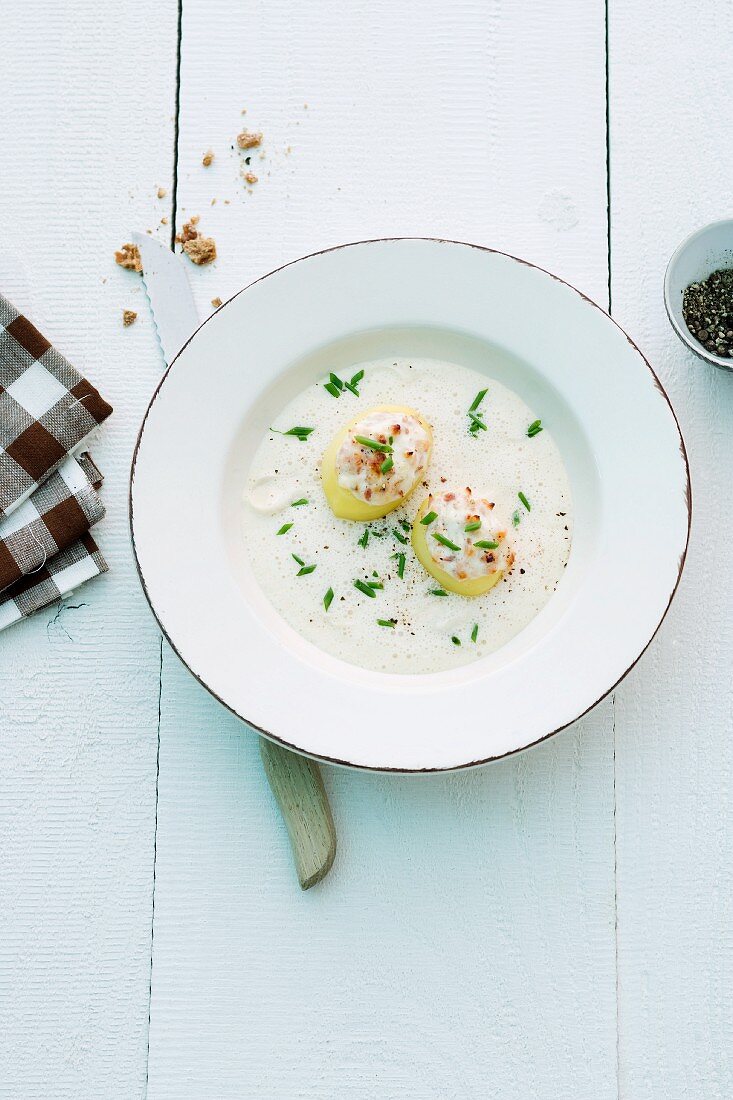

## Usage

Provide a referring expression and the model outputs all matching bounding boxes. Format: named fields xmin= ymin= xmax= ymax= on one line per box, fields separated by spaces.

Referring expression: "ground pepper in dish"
xmin=682 ymin=268 xmax=733 ymax=358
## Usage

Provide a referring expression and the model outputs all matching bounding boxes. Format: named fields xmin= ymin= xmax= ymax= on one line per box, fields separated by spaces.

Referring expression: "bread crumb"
xmin=202 ymin=151 xmax=214 ymax=167
xmin=211 ymin=198 xmax=217 ymax=205
xmin=115 ymin=243 xmax=142 ymax=272
xmin=190 ymin=214 xmax=200 ymax=226
xmin=244 ymin=172 xmax=258 ymax=184
xmin=175 ymin=220 xmax=198 ymax=244
xmin=211 ymin=297 xmax=222 ymax=308
xmin=123 ymin=310 xmax=137 ymax=326
xmin=160 ymin=216 xmax=168 ymax=225
xmin=157 ymin=187 xmax=167 ymax=199
xmin=237 ymin=129 xmax=262 ymax=149
xmin=183 ymin=235 xmax=217 ymax=266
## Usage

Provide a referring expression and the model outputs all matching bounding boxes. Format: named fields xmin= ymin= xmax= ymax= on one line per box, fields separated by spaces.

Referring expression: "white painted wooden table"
xmin=1 ymin=2 xmax=731 ymax=1097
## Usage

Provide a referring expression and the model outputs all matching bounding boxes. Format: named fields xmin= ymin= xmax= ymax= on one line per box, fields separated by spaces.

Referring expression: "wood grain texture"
xmin=610 ymin=3 xmax=733 ymax=1096
xmin=0 ymin=2 xmax=177 ymax=1096
xmin=148 ymin=1 xmax=616 ymax=1096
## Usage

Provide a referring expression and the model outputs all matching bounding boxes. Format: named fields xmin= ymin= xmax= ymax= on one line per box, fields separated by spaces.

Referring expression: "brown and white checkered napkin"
xmin=0 ymin=293 xmax=112 ymax=629
xmin=0 ymin=294 xmax=112 ymax=518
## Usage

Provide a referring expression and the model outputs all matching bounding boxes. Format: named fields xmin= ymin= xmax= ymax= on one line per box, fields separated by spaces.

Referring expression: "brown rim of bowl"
xmin=129 ymin=237 xmax=692 ymax=774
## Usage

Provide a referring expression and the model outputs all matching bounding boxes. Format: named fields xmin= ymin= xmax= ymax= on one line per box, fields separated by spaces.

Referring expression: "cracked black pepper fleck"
xmin=682 ymin=268 xmax=733 ymax=358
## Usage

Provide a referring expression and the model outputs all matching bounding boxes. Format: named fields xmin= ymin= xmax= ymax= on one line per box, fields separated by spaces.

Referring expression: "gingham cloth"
xmin=0 ymin=293 xmax=112 ymax=629
xmin=0 ymin=532 xmax=107 ymax=631
xmin=0 ymin=453 xmax=105 ymax=592
xmin=0 ymin=294 xmax=112 ymax=518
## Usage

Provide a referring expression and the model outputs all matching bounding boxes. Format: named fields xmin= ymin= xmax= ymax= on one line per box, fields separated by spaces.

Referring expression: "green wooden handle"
xmin=259 ymin=738 xmax=336 ymax=890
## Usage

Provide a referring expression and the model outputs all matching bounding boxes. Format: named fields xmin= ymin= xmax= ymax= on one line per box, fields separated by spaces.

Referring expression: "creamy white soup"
xmin=243 ymin=356 xmax=572 ymax=674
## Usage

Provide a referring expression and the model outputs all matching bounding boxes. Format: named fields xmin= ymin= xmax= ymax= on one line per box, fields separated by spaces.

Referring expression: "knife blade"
xmin=132 ymin=232 xmax=199 ymax=366
xmin=133 ymin=232 xmax=336 ymax=889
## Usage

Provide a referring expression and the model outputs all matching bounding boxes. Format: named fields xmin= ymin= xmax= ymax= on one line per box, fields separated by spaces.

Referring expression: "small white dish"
xmin=130 ymin=239 xmax=690 ymax=772
xmin=664 ymin=218 xmax=733 ymax=373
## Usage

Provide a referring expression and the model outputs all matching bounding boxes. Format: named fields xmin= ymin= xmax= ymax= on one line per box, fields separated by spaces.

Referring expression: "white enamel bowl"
xmin=130 ymin=239 xmax=690 ymax=772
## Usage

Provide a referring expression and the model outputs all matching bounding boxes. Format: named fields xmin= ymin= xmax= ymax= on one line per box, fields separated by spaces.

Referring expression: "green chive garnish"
xmin=527 ymin=419 xmax=543 ymax=437
xmin=323 ymin=587 xmax=334 ymax=611
xmin=468 ymin=411 xmax=487 ymax=431
xmin=377 ymin=619 xmax=396 ymax=628
xmin=323 ymin=382 xmax=341 ymax=398
xmin=469 ymin=388 xmax=488 ymax=413
xmin=451 ymin=636 xmax=461 ymax=646
xmin=276 ymin=523 xmax=293 ymax=535
xmin=354 ymin=578 xmax=377 ymax=598
xmin=474 ymin=540 xmax=498 ymax=550
xmin=270 ymin=425 xmax=314 ymax=441
xmin=355 ymin=435 xmax=393 ymax=453
xmin=518 ymin=491 xmax=531 ymax=511
xmin=380 ymin=455 xmax=394 ymax=474
xmin=291 ymin=498 xmax=308 ymax=507
xmin=429 ymin=588 xmax=448 ymax=597
xmin=343 ymin=369 xmax=364 ymax=396
xmin=395 ymin=551 xmax=406 ymax=578
xmin=358 ymin=528 xmax=369 ymax=548
xmin=296 ymin=563 xmax=316 ymax=577
xmin=512 ymin=510 xmax=521 ymax=527
xmin=433 ymin=533 xmax=461 ymax=552
xmin=392 ymin=527 xmax=408 ymax=545
xmin=329 ymin=373 xmax=344 ymax=390
xmin=366 ymin=580 xmax=383 ymax=590
xmin=420 ymin=510 xmax=438 ymax=525
xmin=399 ymin=519 xmax=411 ymax=532
xmin=471 ymin=624 xmax=479 ymax=643
xmin=292 ymin=553 xmax=305 ymax=566
xmin=464 ymin=521 xmax=481 ymax=532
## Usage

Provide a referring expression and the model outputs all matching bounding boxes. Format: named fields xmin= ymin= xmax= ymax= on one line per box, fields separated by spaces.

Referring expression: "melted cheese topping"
xmin=336 ymin=409 xmax=430 ymax=506
xmin=425 ymin=488 xmax=512 ymax=580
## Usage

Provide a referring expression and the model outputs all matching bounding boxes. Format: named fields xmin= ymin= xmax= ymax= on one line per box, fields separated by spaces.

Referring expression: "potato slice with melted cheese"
xmin=411 ymin=488 xmax=512 ymax=596
xmin=322 ymin=404 xmax=432 ymax=521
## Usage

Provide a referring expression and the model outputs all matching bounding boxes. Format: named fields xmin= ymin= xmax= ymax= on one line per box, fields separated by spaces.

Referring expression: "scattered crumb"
xmin=237 ymin=129 xmax=262 ymax=149
xmin=303 ymin=103 xmax=308 ymax=109
xmin=160 ymin=216 xmax=168 ymax=225
xmin=190 ymin=214 xmax=200 ymax=226
xmin=178 ymin=221 xmax=217 ymax=266
xmin=146 ymin=228 xmax=152 ymax=235
xmin=176 ymin=220 xmax=198 ymax=244
xmin=286 ymin=145 xmax=292 ymax=155
xmin=123 ymin=310 xmax=137 ymax=326
xmin=241 ymin=108 xmax=247 ymax=115
xmin=211 ymin=198 xmax=217 ymax=205
xmin=157 ymin=186 xmax=167 ymax=199
xmin=224 ymin=199 xmax=230 ymax=205
xmin=211 ymin=297 xmax=222 ymax=308
xmin=202 ymin=150 xmax=214 ymax=167
xmin=114 ymin=243 xmax=142 ymax=272
xmin=244 ymin=171 xmax=258 ymax=184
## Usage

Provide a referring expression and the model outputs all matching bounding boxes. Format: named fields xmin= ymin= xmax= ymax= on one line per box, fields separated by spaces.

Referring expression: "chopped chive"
xmin=342 ymin=380 xmax=358 ymax=396
xmin=471 ymin=623 xmax=479 ymax=643
xmin=291 ymin=498 xmax=308 ymax=507
xmin=451 ymin=636 xmax=461 ymax=646
xmin=399 ymin=519 xmax=411 ymax=532
xmin=429 ymin=588 xmax=448 ymax=597
xmin=518 ymin=491 xmax=531 ymax=511
xmin=395 ymin=551 xmax=406 ymax=578
xmin=292 ymin=553 xmax=305 ymax=566
xmin=420 ymin=510 xmax=438 ymax=525
xmin=329 ymin=373 xmax=344 ymax=390
xmin=354 ymin=435 xmax=393 ymax=453
xmin=371 ymin=529 xmax=388 ymax=538
xmin=392 ymin=527 xmax=408 ymax=545
xmin=354 ymin=578 xmax=377 ymax=598
xmin=276 ymin=523 xmax=293 ymax=535
xmin=512 ymin=510 xmax=521 ymax=527
xmin=433 ymin=533 xmax=461 ymax=552
xmin=527 ymin=419 xmax=543 ymax=437
xmin=351 ymin=369 xmax=364 ymax=386
xmin=296 ymin=563 xmax=317 ymax=577
xmin=372 ymin=570 xmax=379 ymax=577
xmin=380 ymin=455 xmax=394 ymax=474
xmin=468 ymin=410 xmax=487 ymax=431
xmin=474 ymin=540 xmax=499 ymax=550
xmin=377 ymin=618 xmax=396 ymax=628
xmin=270 ymin=425 xmax=314 ymax=441
xmin=464 ymin=521 xmax=481 ymax=532
xmin=358 ymin=528 xmax=369 ymax=548
xmin=323 ymin=382 xmax=341 ymax=398
xmin=469 ymin=388 xmax=488 ymax=413
xmin=366 ymin=580 xmax=383 ymax=590
xmin=323 ymin=587 xmax=334 ymax=611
